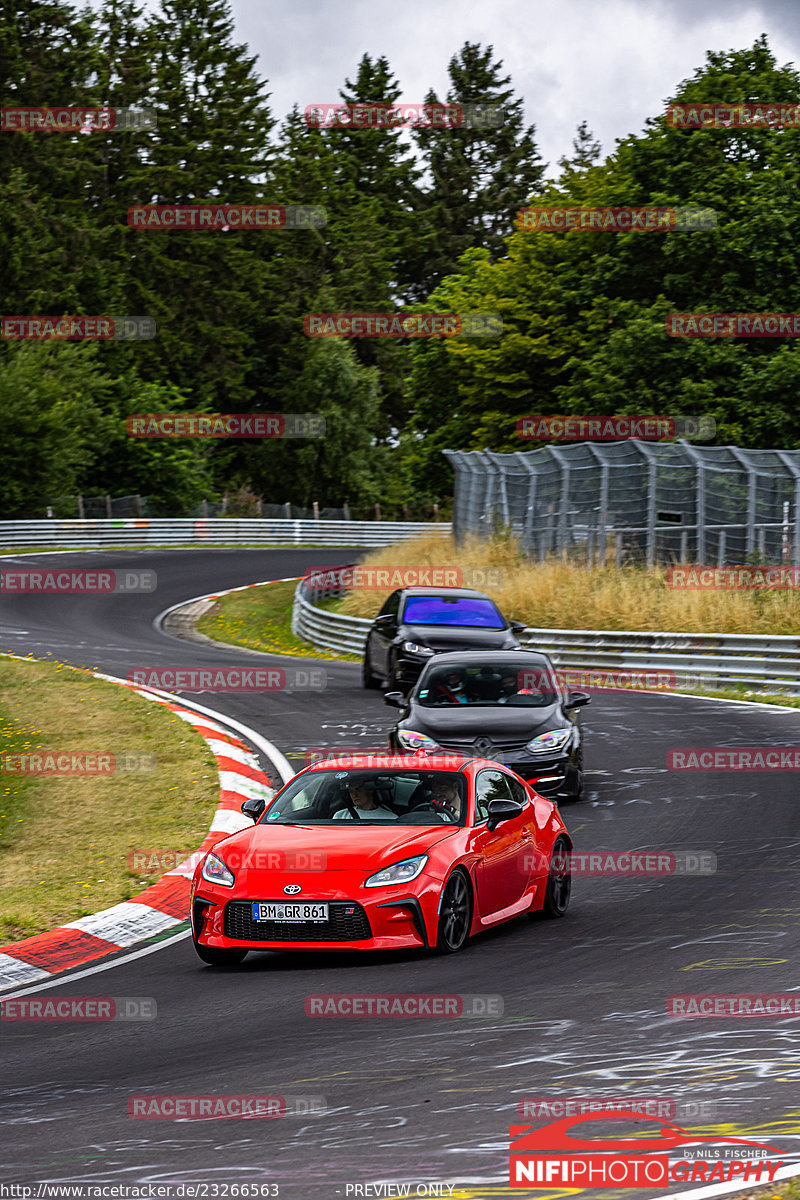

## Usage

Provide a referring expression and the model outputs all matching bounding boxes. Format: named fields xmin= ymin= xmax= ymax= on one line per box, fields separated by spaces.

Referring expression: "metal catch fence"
xmin=445 ymin=441 xmax=800 ymax=567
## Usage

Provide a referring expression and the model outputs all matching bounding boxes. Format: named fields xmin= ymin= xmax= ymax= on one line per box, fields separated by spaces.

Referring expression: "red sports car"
xmin=190 ymin=753 xmax=573 ymax=964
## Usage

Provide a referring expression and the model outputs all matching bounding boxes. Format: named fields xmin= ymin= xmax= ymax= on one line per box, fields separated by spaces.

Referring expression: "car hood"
xmin=402 ymin=624 xmax=513 ymax=651
xmin=212 ymin=822 xmax=458 ymax=876
xmin=406 ymin=702 xmax=564 ymax=737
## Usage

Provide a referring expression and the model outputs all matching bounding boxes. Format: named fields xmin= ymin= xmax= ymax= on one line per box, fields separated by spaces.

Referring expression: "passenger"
xmin=333 ymin=779 xmax=396 ymax=820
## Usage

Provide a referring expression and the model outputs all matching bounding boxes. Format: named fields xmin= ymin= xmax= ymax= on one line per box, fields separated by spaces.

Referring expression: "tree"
xmin=410 ymin=42 xmax=546 ymax=298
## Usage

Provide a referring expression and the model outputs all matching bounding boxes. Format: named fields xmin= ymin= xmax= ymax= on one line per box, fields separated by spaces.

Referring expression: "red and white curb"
xmin=0 ymin=679 xmax=286 ymax=992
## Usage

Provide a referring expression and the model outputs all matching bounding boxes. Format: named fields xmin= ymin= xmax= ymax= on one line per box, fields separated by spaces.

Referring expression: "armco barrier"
xmin=291 ymin=578 xmax=800 ymax=694
xmin=0 ymin=519 xmax=450 ymax=549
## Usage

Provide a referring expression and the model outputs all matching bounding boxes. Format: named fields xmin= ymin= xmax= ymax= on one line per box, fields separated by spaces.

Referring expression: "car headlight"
xmin=365 ymin=854 xmax=429 ymax=888
xmin=201 ymin=851 xmax=235 ymax=887
xmin=402 ymin=641 xmax=435 ymax=656
xmin=397 ymin=729 xmax=440 ymax=751
xmin=526 ymin=729 xmax=571 ymax=753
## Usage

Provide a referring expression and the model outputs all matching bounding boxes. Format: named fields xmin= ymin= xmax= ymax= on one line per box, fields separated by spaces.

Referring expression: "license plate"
xmin=251 ymin=901 xmax=328 ymax=922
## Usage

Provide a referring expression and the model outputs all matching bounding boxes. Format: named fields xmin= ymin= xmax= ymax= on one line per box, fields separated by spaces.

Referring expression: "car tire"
xmin=193 ymin=939 xmax=248 ymax=966
xmin=387 ymin=651 xmax=403 ymax=694
xmin=432 ymin=869 xmax=473 ymax=954
xmin=541 ymin=836 xmax=571 ymax=918
xmin=362 ymin=640 xmax=381 ymax=689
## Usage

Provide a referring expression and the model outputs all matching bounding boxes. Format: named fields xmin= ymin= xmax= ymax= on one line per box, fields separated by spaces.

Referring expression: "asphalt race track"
xmin=1 ymin=548 xmax=799 ymax=1196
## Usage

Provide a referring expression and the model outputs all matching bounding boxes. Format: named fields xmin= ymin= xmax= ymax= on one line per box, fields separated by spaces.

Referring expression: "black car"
xmin=384 ymin=650 xmax=590 ymax=800
xmin=362 ymin=586 xmax=525 ymax=692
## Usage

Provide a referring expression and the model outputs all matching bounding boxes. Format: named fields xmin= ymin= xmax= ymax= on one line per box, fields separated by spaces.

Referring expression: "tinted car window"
xmin=263 ymin=769 xmax=468 ymax=825
xmin=417 ymin=662 xmax=559 ymax=707
xmin=474 ymin=769 xmax=513 ymax=822
xmin=505 ymin=776 xmax=529 ymax=807
xmin=378 ymin=590 xmax=401 ymax=618
xmin=401 ymin=595 xmax=505 ymax=628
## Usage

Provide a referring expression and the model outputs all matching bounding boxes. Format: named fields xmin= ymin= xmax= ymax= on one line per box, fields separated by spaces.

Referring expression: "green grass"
xmin=0 ymin=655 xmax=219 ymax=942
xmin=196 ymin=578 xmax=359 ymax=661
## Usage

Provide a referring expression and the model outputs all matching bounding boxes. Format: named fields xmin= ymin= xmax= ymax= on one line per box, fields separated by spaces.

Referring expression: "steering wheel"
xmin=408 ymin=798 xmax=457 ymax=821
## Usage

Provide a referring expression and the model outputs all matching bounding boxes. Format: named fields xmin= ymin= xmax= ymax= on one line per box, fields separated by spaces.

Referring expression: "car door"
xmin=369 ymin=589 xmax=401 ymax=675
xmin=471 ymin=768 xmax=534 ymax=916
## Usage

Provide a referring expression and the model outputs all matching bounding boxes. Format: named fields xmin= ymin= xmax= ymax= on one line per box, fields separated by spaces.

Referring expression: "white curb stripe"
xmin=217 ymin=770 xmax=273 ymax=797
xmin=209 ymin=810 xmax=254 ymax=834
xmin=0 ymin=954 xmax=50 ymax=987
xmin=205 ymin=739 xmax=256 ymax=765
xmin=63 ymin=900 xmax=183 ymax=944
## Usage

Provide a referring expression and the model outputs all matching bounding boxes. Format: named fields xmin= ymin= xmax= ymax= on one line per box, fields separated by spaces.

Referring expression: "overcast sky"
xmin=224 ymin=0 xmax=800 ymax=172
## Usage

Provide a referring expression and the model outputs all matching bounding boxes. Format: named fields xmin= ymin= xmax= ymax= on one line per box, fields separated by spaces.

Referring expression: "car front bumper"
xmin=191 ymin=874 xmax=445 ymax=953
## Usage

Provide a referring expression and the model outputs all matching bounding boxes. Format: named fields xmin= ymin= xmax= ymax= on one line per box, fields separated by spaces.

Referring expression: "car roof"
xmin=304 ymin=753 xmax=475 ymax=772
xmin=400 ymin=587 xmax=496 ymax=599
xmin=418 ymin=649 xmax=553 ymax=668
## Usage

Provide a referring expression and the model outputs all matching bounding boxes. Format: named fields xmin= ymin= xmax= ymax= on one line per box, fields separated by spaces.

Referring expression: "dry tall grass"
xmin=337 ymin=533 xmax=800 ymax=634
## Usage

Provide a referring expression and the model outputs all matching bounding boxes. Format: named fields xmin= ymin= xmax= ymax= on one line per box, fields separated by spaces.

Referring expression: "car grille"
xmin=224 ymin=900 xmax=372 ymax=942
xmin=437 ymin=735 xmax=532 ymax=754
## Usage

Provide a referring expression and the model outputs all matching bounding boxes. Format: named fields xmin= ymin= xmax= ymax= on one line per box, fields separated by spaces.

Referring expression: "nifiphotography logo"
xmin=508 ymin=1110 xmax=783 ymax=1188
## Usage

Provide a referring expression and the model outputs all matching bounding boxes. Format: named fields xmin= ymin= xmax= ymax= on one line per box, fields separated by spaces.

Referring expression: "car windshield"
xmin=401 ymin=595 xmax=505 ymax=628
xmin=262 ymin=769 xmax=468 ymax=825
xmin=417 ymin=663 xmax=560 ymax=708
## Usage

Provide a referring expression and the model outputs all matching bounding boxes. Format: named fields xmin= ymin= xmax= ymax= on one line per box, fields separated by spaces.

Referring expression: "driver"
xmin=433 ymin=668 xmax=469 ymax=705
xmin=428 ymin=775 xmax=463 ymax=820
xmin=333 ymin=778 xmax=397 ymax=820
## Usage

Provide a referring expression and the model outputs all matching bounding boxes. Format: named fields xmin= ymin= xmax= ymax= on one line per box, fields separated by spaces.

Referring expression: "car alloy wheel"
xmin=434 ymin=869 xmax=473 ymax=953
xmin=542 ymin=835 xmax=571 ymax=918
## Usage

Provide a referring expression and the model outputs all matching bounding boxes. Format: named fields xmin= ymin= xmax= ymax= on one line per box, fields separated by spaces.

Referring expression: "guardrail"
xmin=0 ymin=518 xmax=451 ymax=549
xmin=292 ymin=578 xmax=800 ymax=694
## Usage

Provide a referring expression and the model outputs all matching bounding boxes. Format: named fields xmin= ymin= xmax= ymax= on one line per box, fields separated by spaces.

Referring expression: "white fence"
xmin=292 ymin=579 xmax=800 ymax=695
xmin=0 ymin=519 xmax=451 ymax=549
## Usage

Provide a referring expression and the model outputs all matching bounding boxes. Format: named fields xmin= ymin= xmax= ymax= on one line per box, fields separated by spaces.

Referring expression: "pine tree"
xmin=410 ymin=42 xmax=545 ymax=298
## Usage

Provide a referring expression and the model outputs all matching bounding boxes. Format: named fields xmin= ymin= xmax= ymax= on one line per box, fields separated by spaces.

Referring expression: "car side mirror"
xmin=486 ymin=797 xmax=524 ymax=831
xmin=566 ymin=691 xmax=591 ymax=708
xmin=241 ymin=796 xmax=266 ymax=821
xmin=373 ymin=613 xmax=393 ymax=625
xmin=384 ymin=691 xmax=405 ymax=707
xmin=509 ymin=619 xmax=527 ymax=633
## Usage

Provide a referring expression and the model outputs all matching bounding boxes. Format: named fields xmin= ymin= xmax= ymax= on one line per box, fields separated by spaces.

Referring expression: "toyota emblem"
xmin=283 ymin=884 xmax=302 ymax=895
xmin=475 ymin=738 xmax=493 ymax=756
